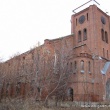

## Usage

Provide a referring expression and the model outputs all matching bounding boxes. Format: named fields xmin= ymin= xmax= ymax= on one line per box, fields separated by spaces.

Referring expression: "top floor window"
xmin=76 ymin=18 xmax=77 ymax=26
xmin=78 ymin=31 xmax=82 ymax=42
xmin=105 ymin=31 xmax=108 ymax=43
xmin=101 ymin=29 xmax=105 ymax=41
xmin=83 ymin=28 xmax=87 ymax=40
xmin=87 ymin=13 xmax=88 ymax=21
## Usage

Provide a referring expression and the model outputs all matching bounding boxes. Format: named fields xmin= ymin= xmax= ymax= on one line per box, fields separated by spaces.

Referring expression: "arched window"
xmin=83 ymin=28 xmax=87 ymax=40
xmin=105 ymin=31 xmax=108 ymax=43
xmin=78 ymin=31 xmax=82 ymax=42
xmin=101 ymin=29 xmax=104 ymax=41
xmin=81 ymin=60 xmax=84 ymax=73
xmin=88 ymin=61 xmax=91 ymax=73
xmin=67 ymin=87 xmax=73 ymax=101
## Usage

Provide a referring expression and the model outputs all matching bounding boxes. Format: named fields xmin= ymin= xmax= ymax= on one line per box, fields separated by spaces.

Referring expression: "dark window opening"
xmin=101 ymin=29 xmax=105 ymax=41
xmin=70 ymin=62 xmax=72 ymax=69
xmin=73 ymin=61 xmax=77 ymax=74
xmin=103 ymin=48 xmax=105 ymax=57
xmin=107 ymin=50 xmax=109 ymax=59
xmin=81 ymin=60 xmax=84 ymax=73
xmin=76 ymin=18 xmax=77 ymax=26
xmin=23 ymin=56 xmax=25 ymax=60
xmin=67 ymin=88 xmax=73 ymax=101
xmin=74 ymin=61 xmax=77 ymax=70
xmin=83 ymin=28 xmax=87 ymax=40
xmin=105 ymin=31 xmax=108 ymax=43
xmin=37 ymin=87 xmax=40 ymax=93
xmin=78 ymin=31 xmax=82 ymax=42
xmin=87 ymin=13 xmax=88 ymax=21
xmin=88 ymin=61 xmax=91 ymax=73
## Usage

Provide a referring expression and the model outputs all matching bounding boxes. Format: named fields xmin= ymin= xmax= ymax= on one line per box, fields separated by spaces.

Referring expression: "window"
xmin=107 ymin=50 xmax=109 ymax=59
xmin=87 ymin=13 xmax=88 ymax=21
xmin=81 ymin=60 xmax=84 ymax=73
xmin=73 ymin=61 xmax=77 ymax=74
xmin=74 ymin=61 xmax=77 ymax=70
xmin=83 ymin=28 xmax=87 ymax=40
xmin=101 ymin=29 xmax=105 ymax=41
xmin=78 ymin=31 xmax=82 ymax=42
xmin=103 ymin=48 xmax=105 ymax=57
xmin=70 ymin=62 xmax=72 ymax=72
xmin=67 ymin=87 xmax=73 ymax=101
xmin=76 ymin=18 xmax=77 ymax=26
xmin=88 ymin=61 xmax=91 ymax=73
xmin=105 ymin=31 xmax=108 ymax=43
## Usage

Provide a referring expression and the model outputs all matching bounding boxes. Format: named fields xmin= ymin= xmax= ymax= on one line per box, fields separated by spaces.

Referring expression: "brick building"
xmin=0 ymin=4 xmax=110 ymax=102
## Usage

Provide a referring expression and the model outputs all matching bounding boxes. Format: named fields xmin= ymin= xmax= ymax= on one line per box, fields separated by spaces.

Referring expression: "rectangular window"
xmin=76 ymin=18 xmax=77 ymax=26
xmin=107 ymin=50 xmax=109 ymax=59
xmin=87 ymin=13 xmax=88 ymax=21
xmin=103 ymin=48 xmax=105 ymax=57
xmin=78 ymin=31 xmax=82 ymax=42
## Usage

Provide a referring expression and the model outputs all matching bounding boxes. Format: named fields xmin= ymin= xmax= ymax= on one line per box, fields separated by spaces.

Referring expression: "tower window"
xmin=74 ymin=61 xmax=77 ymax=70
xmin=76 ymin=18 xmax=77 ymax=26
xmin=103 ymin=48 xmax=105 ymax=57
xmin=83 ymin=28 xmax=87 ymax=40
xmin=101 ymin=29 xmax=105 ymax=41
xmin=105 ymin=31 xmax=108 ymax=43
xmin=70 ymin=62 xmax=72 ymax=72
xmin=88 ymin=61 xmax=91 ymax=73
xmin=87 ymin=13 xmax=88 ymax=21
xmin=81 ymin=60 xmax=84 ymax=73
xmin=107 ymin=50 xmax=109 ymax=59
xmin=78 ymin=31 xmax=82 ymax=42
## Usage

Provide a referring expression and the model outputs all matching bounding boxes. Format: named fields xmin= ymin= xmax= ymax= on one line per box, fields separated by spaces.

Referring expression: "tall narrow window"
xmin=88 ymin=61 xmax=91 ymax=73
xmin=83 ymin=28 xmax=87 ymax=40
xmin=101 ymin=29 xmax=105 ymax=41
xmin=74 ymin=61 xmax=77 ymax=70
xmin=87 ymin=13 xmax=88 ymax=21
xmin=103 ymin=48 xmax=105 ymax=57
xmin=81 ymin=60 xmax=84 ymax=73
xmin=105 ymin=31 xmax=108 ymax=43
xmin=70 ymin=62 xmax=72 ymax=72
xmin=78 ymin=31 xmax=82 ymax=42
xmin=76 ymin=18 xmax=77 ymax=26
xmin=107 ymin=50 xmax=109 ymax=59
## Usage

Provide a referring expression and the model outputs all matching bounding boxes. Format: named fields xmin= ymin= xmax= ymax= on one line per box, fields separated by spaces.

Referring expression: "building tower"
xmin=69 ymin=4 xmax=110 ymax=101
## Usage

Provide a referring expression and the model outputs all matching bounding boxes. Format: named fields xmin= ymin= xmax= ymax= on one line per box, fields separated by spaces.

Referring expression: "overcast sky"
xmin=0 ymin=0 xmax=109 ymax=61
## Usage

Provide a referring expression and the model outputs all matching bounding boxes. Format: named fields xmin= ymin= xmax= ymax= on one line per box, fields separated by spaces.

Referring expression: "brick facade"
xmin=0 ymin=5 xmax=110 ymax=102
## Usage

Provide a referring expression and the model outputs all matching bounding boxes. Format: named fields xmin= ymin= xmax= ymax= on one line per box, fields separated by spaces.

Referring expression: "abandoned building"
xmin=0 ymin=4 xmax=110 ymax=102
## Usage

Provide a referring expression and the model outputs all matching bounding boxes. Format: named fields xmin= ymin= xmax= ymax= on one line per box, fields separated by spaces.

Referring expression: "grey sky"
xmin=0 ymin=0 xmax=109 ymax=61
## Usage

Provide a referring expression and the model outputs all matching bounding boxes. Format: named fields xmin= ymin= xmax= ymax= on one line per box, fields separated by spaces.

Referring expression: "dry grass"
xmin=0 ymin=98 xmax=110 ymax=110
